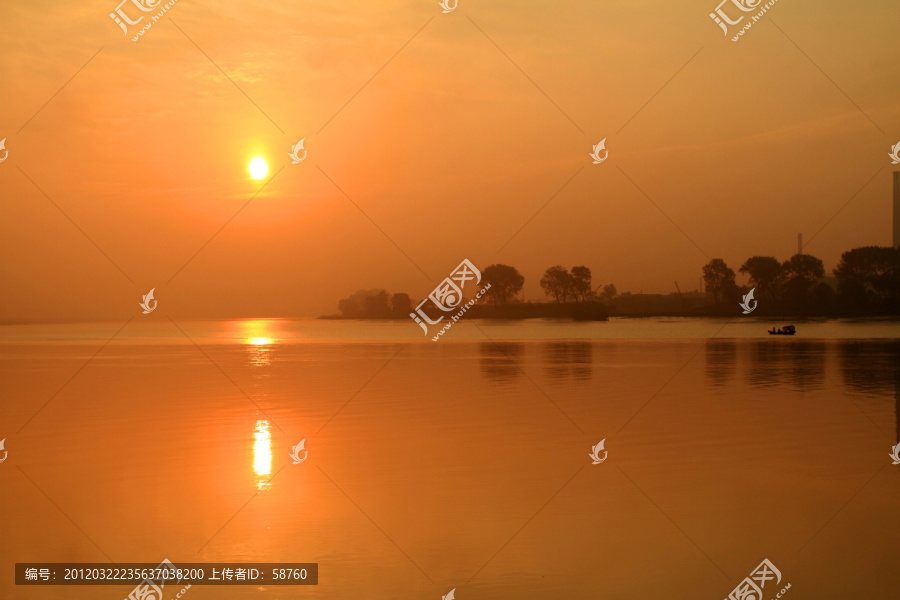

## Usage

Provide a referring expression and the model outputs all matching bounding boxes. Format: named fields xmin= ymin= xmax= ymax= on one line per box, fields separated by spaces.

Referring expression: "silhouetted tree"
xmin=702 ymin=258 xmax=736 ymax=303
xmin=600 ymin=284 xmax=617 ymax=303
xmin=482 ymin=264 xmax=525 ymax=304
xmin=811 ymin=282 xmax=837 ymax=313
xmin=391 ymin=293 xmax=412 ymax=318
xmin=782 ymin=254 xmax=825 ymax=290
xmin=338 ymin=289 xmax=391 ymax=318
xmin=739 ymin=256 xmax=782 ymax=300
xmin=780 ymin=253 xmax=824 ymax=308
xmin=364 ymin=291 xmax=390 ymax=318
xmin=571 ymin=266 xmax=592 ymax=301
xmin=540 ymin=266 xmax=573 ymax=303
xmin=833 ymin=246 xmax=900 ymax=312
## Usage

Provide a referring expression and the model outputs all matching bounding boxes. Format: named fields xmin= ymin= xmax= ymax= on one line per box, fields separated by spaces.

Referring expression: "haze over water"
xmin=2 ymin=319 xmax=898 ymax=599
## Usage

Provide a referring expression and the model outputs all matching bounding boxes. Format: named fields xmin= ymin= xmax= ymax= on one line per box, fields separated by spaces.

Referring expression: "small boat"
xmin=768 ymin=325 xmax=796 ymax=336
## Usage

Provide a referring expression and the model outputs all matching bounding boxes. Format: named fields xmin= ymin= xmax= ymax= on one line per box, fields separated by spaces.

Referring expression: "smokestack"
xmin=894 ymin=172 xmax=899 ymax=249
xmin=798 ymin=232 xmax=803 ymax=255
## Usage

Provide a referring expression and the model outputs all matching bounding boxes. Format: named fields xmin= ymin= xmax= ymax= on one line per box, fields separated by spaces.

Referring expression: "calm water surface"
xmin=1 ymin=319 xmax=899 ymax=599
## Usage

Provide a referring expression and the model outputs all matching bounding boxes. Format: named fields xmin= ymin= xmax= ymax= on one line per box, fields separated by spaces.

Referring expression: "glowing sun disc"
xmin=249 ymin=157 xmax=268 ymax=180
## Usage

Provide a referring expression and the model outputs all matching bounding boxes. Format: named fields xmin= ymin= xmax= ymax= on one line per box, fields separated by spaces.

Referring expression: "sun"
xmin=249 ymin=157 xmax=268 ymax=180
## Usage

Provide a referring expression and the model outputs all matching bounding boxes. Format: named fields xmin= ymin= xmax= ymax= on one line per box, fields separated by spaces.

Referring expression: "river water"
xmin=1 ymin=318 xmax=898 ymax=599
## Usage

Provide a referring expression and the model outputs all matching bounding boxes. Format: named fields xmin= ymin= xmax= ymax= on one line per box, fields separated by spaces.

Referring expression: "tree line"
xmin=334 ymin=245 xmax=900 ymax=318
xmin=335 ymin=264 xmax=616 ymax=318
xmin=704 ymin=246 xmax=900 ymax=314
xmin=480 ymin=264 xmax=617 ymax=304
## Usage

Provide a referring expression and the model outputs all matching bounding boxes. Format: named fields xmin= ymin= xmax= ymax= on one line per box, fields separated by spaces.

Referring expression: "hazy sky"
xmin=1 ymin=0 xmax=898 ymax=321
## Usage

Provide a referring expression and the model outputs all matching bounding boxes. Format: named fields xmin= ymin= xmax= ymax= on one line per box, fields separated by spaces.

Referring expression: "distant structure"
xmin=798 ymin=232 xmax=803 ymax=255
xmin=894 ymin=171 xmax=899 ymax=249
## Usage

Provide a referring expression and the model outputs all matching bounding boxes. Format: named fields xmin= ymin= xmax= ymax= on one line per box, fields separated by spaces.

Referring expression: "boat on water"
xmin=768 ymin=325 xmax=796 ymax=336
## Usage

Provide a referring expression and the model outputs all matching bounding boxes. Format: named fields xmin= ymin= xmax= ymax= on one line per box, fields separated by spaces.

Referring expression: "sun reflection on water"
xmin=237 ymin=320 xmax=281 ymax=367
xmin=254 ymin=420 xmax=272 ymax=491
xmin=248 ymin=344 xmax=271 ymax=367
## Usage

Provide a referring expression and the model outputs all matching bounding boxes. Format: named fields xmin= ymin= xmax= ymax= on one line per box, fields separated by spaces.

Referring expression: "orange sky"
xmin=1 ymin=0 xmax=898 ymax=321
